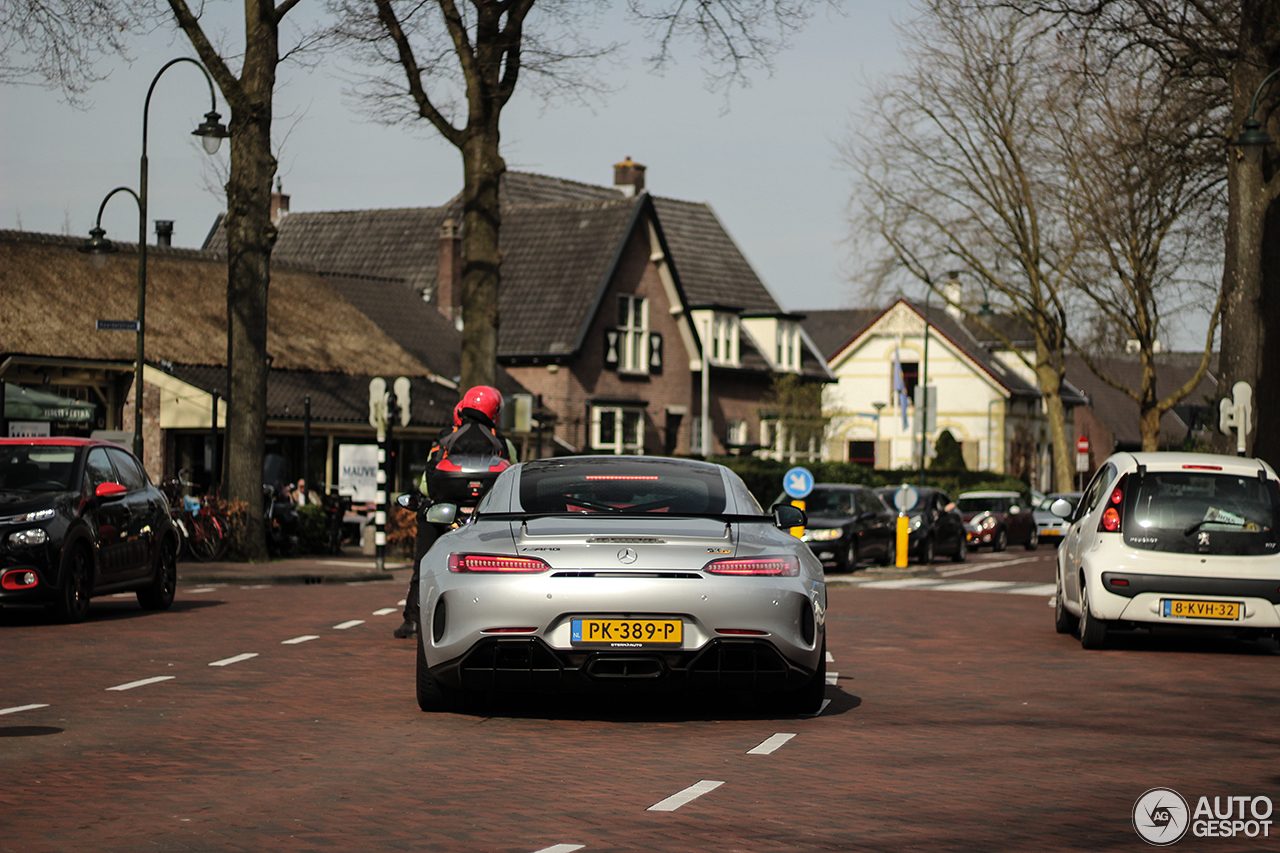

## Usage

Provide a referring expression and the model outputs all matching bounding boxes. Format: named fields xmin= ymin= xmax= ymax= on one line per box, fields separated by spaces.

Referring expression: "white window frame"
xmin=726 ymin=418 xmax=748 ymax=447
xmin=591 ymin=406 xmax=645 ymax=454
xmin=775 ymin=321 xmax=801 ymax=372
xmin=710 ymin=313 xmax=740 ymax=367
xmin=618 ymin=295 xmax=649 ymax=374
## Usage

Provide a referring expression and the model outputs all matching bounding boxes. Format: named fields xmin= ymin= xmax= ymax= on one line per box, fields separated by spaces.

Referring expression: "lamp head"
xmin=1234 ymin=116 xmax=1272 ymax=149
xmin=193 ymin=110 xmax=230 ymax=154
xmin=978 ymin=302 xmax=996 ymax=317
xmin=79 ymin=226 xmax=119 ymax=270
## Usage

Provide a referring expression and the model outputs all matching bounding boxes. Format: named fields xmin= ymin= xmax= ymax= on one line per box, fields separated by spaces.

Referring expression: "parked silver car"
xmin=411 ymin=456 xmax=827 ymax=713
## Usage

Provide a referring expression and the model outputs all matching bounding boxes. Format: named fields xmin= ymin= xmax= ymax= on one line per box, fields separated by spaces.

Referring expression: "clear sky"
xmin=0 ymin=1 xmax=914 ymax=317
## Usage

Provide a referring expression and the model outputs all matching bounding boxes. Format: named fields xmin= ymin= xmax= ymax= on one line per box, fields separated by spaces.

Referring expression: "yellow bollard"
xmin=895 ymin=513 xmax=909 ymax=567
xmin=790 ymin=499 xmax=806 ymax=539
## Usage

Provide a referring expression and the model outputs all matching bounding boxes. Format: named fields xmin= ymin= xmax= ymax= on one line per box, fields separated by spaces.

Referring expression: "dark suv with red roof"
xmin=0 ymin=438 xmax=179 ymax=622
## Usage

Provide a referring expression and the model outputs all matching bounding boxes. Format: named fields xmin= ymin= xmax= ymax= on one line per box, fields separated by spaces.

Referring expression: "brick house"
xmin=214 ymin=161 xmax=832 ymax=458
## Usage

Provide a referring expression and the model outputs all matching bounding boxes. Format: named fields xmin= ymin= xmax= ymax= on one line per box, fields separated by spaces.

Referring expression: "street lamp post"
xmin=917 ymin=272 xmax=961 ymax=486
xmin=81 ymin=58 xmax=228 ymax=462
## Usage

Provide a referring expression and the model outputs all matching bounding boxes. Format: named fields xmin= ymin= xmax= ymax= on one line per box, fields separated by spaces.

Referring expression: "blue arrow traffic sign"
xmin=783 ymin=466 xmax=814 ymax=499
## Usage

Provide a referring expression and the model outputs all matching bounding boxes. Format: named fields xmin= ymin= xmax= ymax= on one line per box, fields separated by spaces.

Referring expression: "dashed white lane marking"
xmin=531 ymin=845 xmax=585 ymax=853
xmin=825 ymin=671 xmax=839 ymax=686
xmin=802 ymin=699 xmax=832 ymax=718
xmin=851 ymin=578 xmax=1055 ymax=597
xmin=209 ymin=653 xmax=259 ymax=667
xmin=187 ymin=587 xmax=218 ymax=594
xmin=825 ymin=651 xmax=835 ymax=663
xmin=106 ymin=676 xmax=175 ymax=692
xmin=0 ymin=704 xmax=49 ymax=715
xmin=647 ymin=780 xmax=725 ymax=812
xmin=111 ymin=592 xmax=134 ymax=598
xmin=333 ymin=620 xmax=365 ymax=630
xmin=938 ymin=555 xmax=1046 ymax=576
xmin=398 ymin=599 xmax=407 ymax=607
xmin=240 ymin=584 xmax=271 ymax=589
xmin=747 ymin=733 xmax=796 ymax=755
xmin=372 ymin=607 xmax=398 ymax=616
xmin=282 ymin=635 xmax=320 ymax=645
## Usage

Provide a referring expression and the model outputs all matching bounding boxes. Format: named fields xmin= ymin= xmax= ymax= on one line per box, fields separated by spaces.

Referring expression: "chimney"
xmin=154 ymin=220 xmax=174 ymax=247
xmin=613 ymin=156 xmax=646 ymax=197
xmin=270 ymin=177 xmax=290 ymax=225
xmin=436 ymin=218 xmax=463 ymax=324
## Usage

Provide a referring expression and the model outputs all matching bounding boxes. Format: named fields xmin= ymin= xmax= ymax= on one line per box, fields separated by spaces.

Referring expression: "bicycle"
xmin=163 ymin=478 xmax=229 ymax=562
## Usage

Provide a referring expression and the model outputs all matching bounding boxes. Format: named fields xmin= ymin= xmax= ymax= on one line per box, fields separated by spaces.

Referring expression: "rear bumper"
xmin=431 ymin=636 xmax=822 ymax=694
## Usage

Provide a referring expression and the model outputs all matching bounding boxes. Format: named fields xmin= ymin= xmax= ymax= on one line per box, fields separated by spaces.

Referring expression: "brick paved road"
xmin=2 ymin=548 xmax=1278 ymax=852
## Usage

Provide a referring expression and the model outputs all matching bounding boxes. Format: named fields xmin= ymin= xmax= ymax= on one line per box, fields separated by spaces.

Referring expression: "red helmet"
xmin=452 ymin=401 xmax=464 ymax=426
xmin=458 ymin=385 xmax=502 ymax=426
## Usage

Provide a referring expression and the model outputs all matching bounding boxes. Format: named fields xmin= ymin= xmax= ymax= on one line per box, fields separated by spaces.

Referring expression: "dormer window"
xmin=776 ymin=321 xmax=800 ymax=372
xmin=710 ymin=312 xmax=740 ymax=367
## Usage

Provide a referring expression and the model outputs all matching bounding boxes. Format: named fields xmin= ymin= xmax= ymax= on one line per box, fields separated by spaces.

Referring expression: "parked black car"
xmin=0 ymin=438 xmax=179 ymax=622
xmin=775 ymin=483 xmax=897 ymax=572
xmin=874 ymin=486 xmax=967 ymax=564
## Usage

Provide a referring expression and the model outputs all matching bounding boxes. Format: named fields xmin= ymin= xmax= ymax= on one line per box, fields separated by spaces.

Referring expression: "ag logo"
xmin=1133 ymin=787 xmax=1190 ymax=846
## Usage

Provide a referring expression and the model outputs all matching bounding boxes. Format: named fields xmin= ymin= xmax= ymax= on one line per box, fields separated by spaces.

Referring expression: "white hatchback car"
xmin=1054 ymin=452 xmax=1280 ymax=649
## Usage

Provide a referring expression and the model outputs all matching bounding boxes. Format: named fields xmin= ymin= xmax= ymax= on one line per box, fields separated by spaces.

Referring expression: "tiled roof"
xmin=652 ymin=197 xmax=780 ymax=313
xmin=1065 ymin=353 xmax=1218 ymax=446
xmin=496 ymin=198 xmax=642 ymax=356
xmin=168 ymin=364 xmax=456 ymax=425
xmin=800 ymin=308 xmax=882 ymax=360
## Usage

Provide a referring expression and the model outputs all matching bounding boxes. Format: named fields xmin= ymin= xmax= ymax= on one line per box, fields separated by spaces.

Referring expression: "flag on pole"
xmin=892 ymin=345 xmax=909 ymax=430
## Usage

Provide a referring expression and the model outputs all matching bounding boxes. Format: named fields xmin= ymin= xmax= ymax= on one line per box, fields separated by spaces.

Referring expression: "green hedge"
xmin=296 ymin=504 xmax=329 ymax=554
xmin=710 ymin=456 xmax=1029 ymax=508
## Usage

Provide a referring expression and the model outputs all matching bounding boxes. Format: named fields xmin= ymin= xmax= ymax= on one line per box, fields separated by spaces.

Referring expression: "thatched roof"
xmin=0 ymin=230 xmax=436 ymax=380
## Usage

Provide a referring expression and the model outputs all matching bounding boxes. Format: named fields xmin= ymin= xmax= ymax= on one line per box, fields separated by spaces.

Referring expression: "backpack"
xmin=426 ymin=420 xmax=512 ymax=507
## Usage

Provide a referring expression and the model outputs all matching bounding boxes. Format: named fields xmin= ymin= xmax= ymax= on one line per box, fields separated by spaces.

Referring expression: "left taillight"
xmin=1098 ymin=474 xmax=1128 ymax=533
xmin=447 ymin=553 xmax=550 ymax=573
xmin=703 ymin=556 xmax=800 ymax=576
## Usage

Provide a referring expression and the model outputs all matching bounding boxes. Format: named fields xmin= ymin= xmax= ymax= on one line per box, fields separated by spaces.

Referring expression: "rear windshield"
xmin=0 ymin=445 xmax=80 ymax=493
xmin=519 ymin=459 xmax=727 ymax=515
xmin=1125 ymin=472 xmax=1280 ymax=556
xmin=958 ymin=496 xmax=1011 ymax=514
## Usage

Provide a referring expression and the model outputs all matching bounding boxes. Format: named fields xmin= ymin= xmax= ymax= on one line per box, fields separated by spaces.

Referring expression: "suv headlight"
xmin=8 ymin=528 xmax=48 ymax=547
xmin=4 ymin=509 xmax=55 ymax=524
xmin=909 ymin=515 xmax=923 ymax=532
xmin=802 ymin=528 xmax=843 ymax=542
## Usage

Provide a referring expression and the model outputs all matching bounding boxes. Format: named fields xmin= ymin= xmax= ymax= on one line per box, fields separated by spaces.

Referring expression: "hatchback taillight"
xmin=447 ymin=554 xmax=550 ymax=573
xmin=703 ymin=556 xmax=799 ymax=576
xmin=1098 ymin=474 xmax=1128 ymax=533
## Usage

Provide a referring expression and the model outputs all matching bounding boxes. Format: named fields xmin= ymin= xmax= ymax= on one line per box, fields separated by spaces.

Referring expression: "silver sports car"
xmin=411 ymin=455 xmax=827 ymax=713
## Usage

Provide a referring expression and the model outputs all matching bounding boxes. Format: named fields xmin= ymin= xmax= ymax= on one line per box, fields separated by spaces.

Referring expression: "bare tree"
xmin=845 ymin=0 xmax=1081 ymax=492
xmin=166 ymin=0 xmax=318 ymax=559
xmin=1054 ymin=48 xmax=1225 ymax=450
xmin=1010 ymin=0 xmax=1280 ymax=462
xmin=330 ymin=0 xmax=822 ymax=391
xmin=0 ymin=0 xmax=144 ymax=103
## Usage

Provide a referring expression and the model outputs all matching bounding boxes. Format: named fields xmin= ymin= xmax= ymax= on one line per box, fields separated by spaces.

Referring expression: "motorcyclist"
xmin=394 ymin=386 xmax=517 ymax=639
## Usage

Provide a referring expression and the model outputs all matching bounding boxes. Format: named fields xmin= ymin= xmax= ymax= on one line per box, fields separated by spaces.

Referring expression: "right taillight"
xmin=1098 ymin=474 xmax=1128 ymax=533
xmin=703 ymin=556 xmax=800 ymax=576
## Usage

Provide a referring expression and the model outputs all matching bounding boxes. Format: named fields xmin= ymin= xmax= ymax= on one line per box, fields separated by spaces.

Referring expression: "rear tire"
xmin=1078 ymin=581 xmax=1108 ymax=649
xmin=952 ymin=534 xmax=967 ymax=563
xmin=416 ymin=625 xmax=462 ymax=712
xmin=54 ymin=546 xmax=92 ymax=623
xmin=138 ymin=536 xmax=178 ymax=611
xmin=777 ymin=638 xmax=826 ymax=715
xmin=1025 ymin=526 xmax=1040 ymax=550
xmin=992 ymin=527 xmax=1008 ymax=552
xmin=915 ymin=537 xmax=934 ymax=565
xmin=879 ymin=535 xmax=896 ymax=567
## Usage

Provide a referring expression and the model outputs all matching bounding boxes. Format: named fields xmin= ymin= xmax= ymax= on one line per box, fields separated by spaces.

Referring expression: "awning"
xmin=4 ymin=384 xmax=97 ymax=423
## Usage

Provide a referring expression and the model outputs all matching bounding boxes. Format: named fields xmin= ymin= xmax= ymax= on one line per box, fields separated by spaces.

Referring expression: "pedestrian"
xmin=395 ymin=386 xmax=517 ymax=639
xmin=293 ymin=478 xmax=320 ymax=506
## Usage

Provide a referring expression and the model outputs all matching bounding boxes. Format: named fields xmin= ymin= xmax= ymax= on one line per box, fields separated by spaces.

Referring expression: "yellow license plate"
xmin=1162 ymin=599 xmax=1241 ymax=620
xmin=571 ymin=618 xmax=682 ymax=647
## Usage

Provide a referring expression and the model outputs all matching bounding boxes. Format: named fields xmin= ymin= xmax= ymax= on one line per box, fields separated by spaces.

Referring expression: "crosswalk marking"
xmin=846 ymin=578 xmax=1054 ymax=597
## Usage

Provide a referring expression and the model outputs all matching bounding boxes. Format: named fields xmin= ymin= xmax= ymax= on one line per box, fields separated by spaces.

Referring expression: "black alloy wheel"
xmin=879 ymin=534 xmax=896 ymax=567
xmin=915 ymin=536 xmax=934 ymax=565
xmin=840 ymin=540 xmax=859 ymax=573
xmin=952 ymin=534 xmax=967 ymax=563
xmin=992 ymin=527 xmax=1008 ymax=552
xmin=1025 ymin=525 xmax=1040 ymax=550
xmin=416 ymin=624 xmax=463 ymax=712
xmin=54 ymin=546 xmax=92 ymax=623
xmin=777 ymin=638 xmax=827 ymax=715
